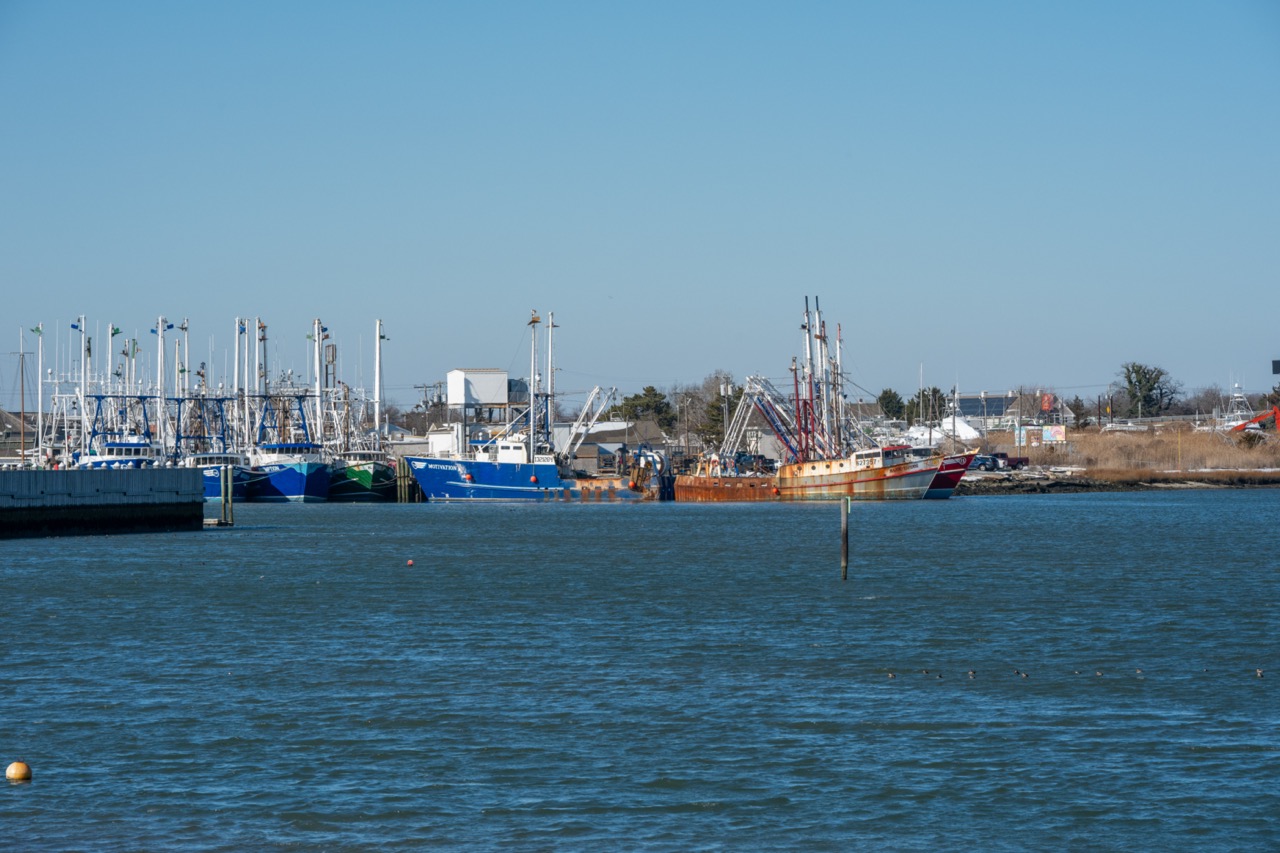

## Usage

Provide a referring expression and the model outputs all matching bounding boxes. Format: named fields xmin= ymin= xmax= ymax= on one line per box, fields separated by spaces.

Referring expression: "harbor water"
xmin=2 ymin=491 xmax=1276 ymax=850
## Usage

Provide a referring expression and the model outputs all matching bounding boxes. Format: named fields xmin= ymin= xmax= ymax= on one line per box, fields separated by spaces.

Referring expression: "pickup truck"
xmin=969 ymin=452 xmax=1030 ymax=471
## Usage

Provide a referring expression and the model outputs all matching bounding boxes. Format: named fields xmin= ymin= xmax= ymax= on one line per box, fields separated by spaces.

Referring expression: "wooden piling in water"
xmin=221 ymin=464 xmax=234 ymax=525
xmin=394 ymin=462 xmax=422 ymax=503
xmin=840 ymin=497 xmax=849 ymax=581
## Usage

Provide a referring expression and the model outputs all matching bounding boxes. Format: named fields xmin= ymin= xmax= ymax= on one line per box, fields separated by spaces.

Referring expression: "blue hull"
xmin=404 ymin=456 xmax=666 ymax=502
xmin=201 ymin=465 xmax=253 ymax=502
xmin=404 ymin=456 xmax=575 ymax=501
xmin=250 ymin=462 xmax=330 ymax=503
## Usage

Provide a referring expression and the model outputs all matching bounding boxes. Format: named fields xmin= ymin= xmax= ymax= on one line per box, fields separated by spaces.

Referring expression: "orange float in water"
xmin=6 ymin=761 xmax=31 ymax=781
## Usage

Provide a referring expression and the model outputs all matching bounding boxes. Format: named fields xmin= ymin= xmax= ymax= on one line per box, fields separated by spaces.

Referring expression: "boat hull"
xmin=777 ymin=456 xmax=937 ymax=500
xmin=201 ymin=464 xmax=253 ymax=502
xmin=923 ymin=452 xmax=976 ymax=500
xmin=404 ymin=456 xmax=666 ymax=502
xmin=250 ymin=461 xmax=330 ymax=502
xmin=674 ymin=474 xmax=778 ymax=502
xmin=675 ymin=453 xmax=941 ymax=502
xmin=328 ymin=459 xmax=397 ymax=502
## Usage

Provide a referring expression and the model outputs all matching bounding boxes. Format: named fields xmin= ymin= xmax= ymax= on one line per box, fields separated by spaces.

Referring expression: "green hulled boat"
xmin=328 ymin=450 xmax=397 ymax=502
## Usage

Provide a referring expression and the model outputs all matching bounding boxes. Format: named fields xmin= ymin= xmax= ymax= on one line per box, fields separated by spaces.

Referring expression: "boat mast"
xmin=34 ymin=323 xmax=43 ymax=465
xmin=802 ymin=297 xmax=817 ymax=460
xmin=74 ymin=315 xmax=87 ymax=457
xmin=18 ymin=329 xmax=25 ymax=464
xmin=255 ymin=318 xmax=267 ymax=445
xmin=180 ymin=319 xmax=190 ymax=398
xmin=155 ymin=316 xmax=171 ymax=449
xmin=373 ymin=318 xmax=381 ymax=438
xmin=313 ymin=318 xmax=324 ymax=442
xmin=546 ymin=311 xmax=557 ymax=444
xmin=527 ymin=310 xmax=541 ymax=463
xmin=814 ymin=297 xmax=832 ymax=456
xmin=233 ymin=318 xmax=242 ymax=448
xmin=835 ymin=322 xmax=845 ymax=454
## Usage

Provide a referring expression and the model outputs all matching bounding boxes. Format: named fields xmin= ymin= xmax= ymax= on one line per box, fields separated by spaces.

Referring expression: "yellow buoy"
xmin=6 ymin=760 xmax=31 ymax=781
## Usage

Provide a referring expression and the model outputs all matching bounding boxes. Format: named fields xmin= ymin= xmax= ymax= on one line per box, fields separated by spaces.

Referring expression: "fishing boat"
xmin=404 ymin=312 xmax=673 ymax=502
xmin=675 ymin=444 xmax=943 ymax=502
xmin=182 ymin=451 xmax=253 ymax=501
xmin=248 ymin=441 xmax=329 ymax=502
xmin=324 ymin=321 xmax=398 ymax=502
xmin=922 ymin=449 xmax=978 ymax=499
xmin=75 ymin=435 xmax=168 ymax=470
xmin=247 ymin=392 xmax=329 ymax=502
xmin=174 ymin=391 xmax=253 ymax=501
xmin=328 ymin=448 xmax=396 ymax=502
xmin=673 ymin=298 xmax=946 ymax=503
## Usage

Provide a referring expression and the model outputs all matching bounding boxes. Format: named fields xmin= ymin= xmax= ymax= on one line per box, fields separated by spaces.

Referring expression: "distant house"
xmin=954 ymin=392 xmax=1075 ymax=428
xmin=0 ymin=408 xmax=37 ymax=460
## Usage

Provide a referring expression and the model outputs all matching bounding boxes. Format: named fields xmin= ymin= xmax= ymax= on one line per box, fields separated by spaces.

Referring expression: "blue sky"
xmin=2 ymin=1 xmax=1277 ymax=412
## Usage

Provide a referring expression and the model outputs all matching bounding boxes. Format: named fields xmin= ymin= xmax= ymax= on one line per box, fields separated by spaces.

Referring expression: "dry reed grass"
xmin=983 ymin=425 xmax=1280 ymax=474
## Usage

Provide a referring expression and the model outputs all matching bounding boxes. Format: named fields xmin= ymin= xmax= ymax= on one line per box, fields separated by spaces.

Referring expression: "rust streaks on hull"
xmin=673 ymin=475 xmax=779 ymax=502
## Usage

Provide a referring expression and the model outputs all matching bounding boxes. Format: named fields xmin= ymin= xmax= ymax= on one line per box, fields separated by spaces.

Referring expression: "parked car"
xmin=969 ymin=452 xmax=1029 ymax=471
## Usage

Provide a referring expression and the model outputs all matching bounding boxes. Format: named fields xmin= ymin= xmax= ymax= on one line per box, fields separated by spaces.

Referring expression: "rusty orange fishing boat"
xmin=674 ymin=297 xmax=946 ymax=503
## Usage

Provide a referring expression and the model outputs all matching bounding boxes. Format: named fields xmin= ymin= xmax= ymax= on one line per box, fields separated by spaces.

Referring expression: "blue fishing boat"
xmin=183 ymin=451 xmax=253 ymax=502
xmin=406 ymin=436 xmax=580 ymax=501
xmin=404 ymin=312 xmax=671 ymax=502
xmin=248 ymin=442 xmax=329 ymax=502
xmin=247 ymin=392 xmax=329 ymax=502
xmin=174 ymin=393 xmax=252 ymax=501
xmin=74 ymin=393 xmax=168 ymax=469
xmin=75 ymin=435 xmax=167 ymax=469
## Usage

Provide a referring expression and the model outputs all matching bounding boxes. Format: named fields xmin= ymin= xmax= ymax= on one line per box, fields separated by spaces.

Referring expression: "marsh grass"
xmin=984 ymin=426 xmax=1280 ymax=476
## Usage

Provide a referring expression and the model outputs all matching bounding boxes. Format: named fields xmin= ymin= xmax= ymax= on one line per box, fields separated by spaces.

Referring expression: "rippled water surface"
xmin=3 ymin=491 xmax=1277 ymax=850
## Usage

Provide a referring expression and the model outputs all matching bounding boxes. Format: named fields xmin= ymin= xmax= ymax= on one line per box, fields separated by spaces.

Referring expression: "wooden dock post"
xmin=222 ymin=465 xmax=234 ymax=525
xmin=840 ymin=497 xmax=849 ymax=581
xmin=394 ymin=461 xmax=420 ymax=503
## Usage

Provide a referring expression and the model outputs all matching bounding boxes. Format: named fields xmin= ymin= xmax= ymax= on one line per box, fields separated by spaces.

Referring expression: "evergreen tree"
xmin=615 ymin=386 xmax=677 ymax=431
xmin=877 ymin=388 xmax=905 ymax=420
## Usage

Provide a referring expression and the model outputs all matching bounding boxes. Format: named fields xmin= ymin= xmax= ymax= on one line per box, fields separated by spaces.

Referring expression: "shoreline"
xmin=956 ymin=470 xmax=1280 ymax=495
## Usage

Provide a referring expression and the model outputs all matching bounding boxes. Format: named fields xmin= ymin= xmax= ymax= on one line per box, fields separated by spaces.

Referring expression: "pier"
xmin=0 ymin=469 xmax=204 ymax=538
